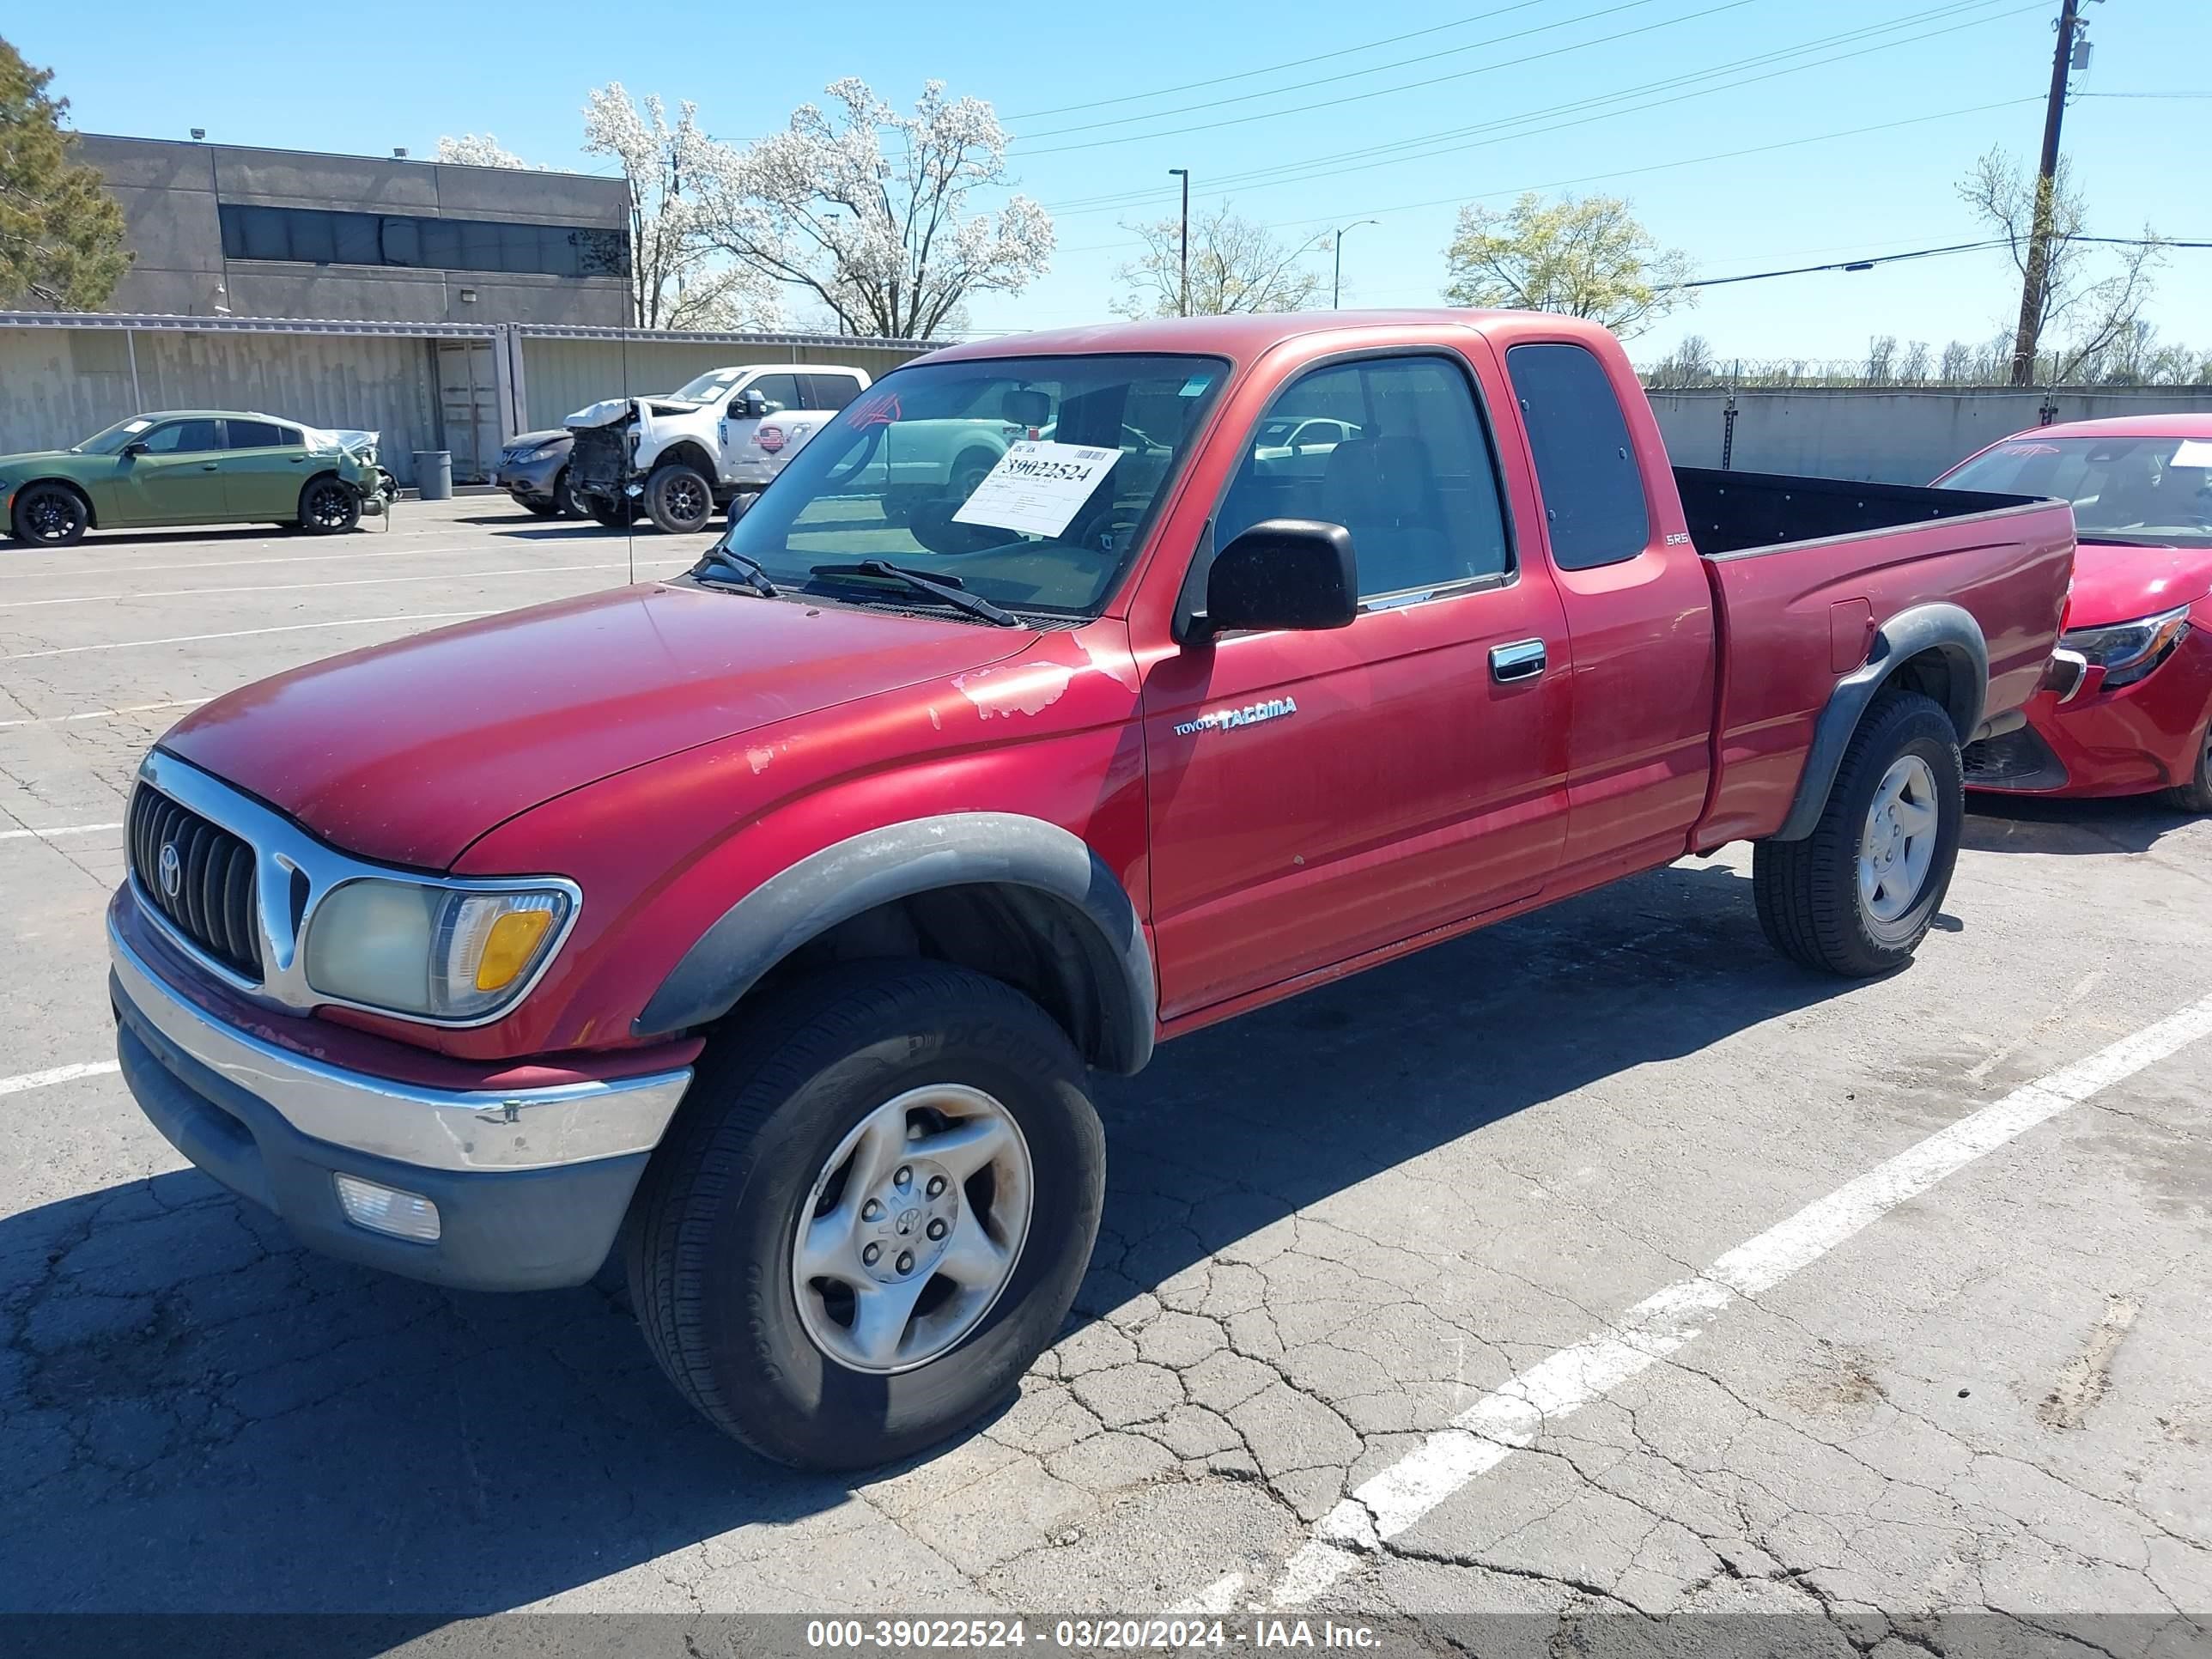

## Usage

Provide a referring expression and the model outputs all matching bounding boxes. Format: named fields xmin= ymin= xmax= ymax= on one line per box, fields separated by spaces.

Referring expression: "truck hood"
xmin=159 ymin=586 xmax=1034 ymax=869
xmin=566 ymin=394 xmax=702 ymax=430
xmin=2068 ymin=538 xmax=2212 ymax=627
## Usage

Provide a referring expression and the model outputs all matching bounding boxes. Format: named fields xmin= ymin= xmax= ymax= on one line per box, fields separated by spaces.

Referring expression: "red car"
xmin=1941 ymin=414 xmax=2212 ymax=808
xmin=109 ymin=310 xmax=2073 ymax=1468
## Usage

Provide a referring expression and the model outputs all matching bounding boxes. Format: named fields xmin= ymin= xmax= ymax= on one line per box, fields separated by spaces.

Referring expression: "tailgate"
xmin=1693 ymin=496 xmax=2075 ymax=846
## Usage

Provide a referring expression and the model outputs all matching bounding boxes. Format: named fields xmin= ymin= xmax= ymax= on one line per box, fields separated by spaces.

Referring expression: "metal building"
xmin=76 ymin=135 xmax=632 ymax=328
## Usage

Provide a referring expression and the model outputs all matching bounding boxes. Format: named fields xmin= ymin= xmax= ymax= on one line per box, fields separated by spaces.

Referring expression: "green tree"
xmin=0 ymin=38 xmax=129 ymax=309
xmin=1443 ymin=191 xmax=1692 ymax=337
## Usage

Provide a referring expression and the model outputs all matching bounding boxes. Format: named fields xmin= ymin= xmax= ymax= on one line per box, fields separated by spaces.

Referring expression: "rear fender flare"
xmin=1773 ymin=602 xmax=1986 ymax=842
xmin=631 ymin=812 xmax=1158 ymax=1073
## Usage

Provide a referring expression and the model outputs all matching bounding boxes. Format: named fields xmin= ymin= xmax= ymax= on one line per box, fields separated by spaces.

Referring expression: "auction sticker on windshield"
xmin=953 ymin=440 xmax=1121 ymax=538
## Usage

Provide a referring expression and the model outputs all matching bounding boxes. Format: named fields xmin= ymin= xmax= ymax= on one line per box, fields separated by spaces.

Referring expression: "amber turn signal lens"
xmin=474 ymin=908 xmax=556 ymax=992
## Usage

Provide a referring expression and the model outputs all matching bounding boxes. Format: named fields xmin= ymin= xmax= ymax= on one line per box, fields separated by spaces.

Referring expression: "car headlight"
xmin=2060 ymin=603 xmax=2191 ymax=690
xmin=302 ymin=879 xmax=575 ymax=1021
xmin=528 ymin=441 xmax=564 ymax=459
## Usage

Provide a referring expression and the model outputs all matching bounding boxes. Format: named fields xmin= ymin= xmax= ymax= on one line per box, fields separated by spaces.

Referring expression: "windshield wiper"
xmin=808 ymin=560 xmax=1022 ymax=627
xmin=691 ymin=546 xmax=779 ymax=597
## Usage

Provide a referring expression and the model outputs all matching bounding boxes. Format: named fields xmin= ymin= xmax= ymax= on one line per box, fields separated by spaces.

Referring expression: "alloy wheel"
xmin=1858 ymin=754 xmax=1939 ymax=924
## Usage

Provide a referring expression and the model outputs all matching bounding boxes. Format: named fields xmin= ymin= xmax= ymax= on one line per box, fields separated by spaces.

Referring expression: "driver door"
xmin=111 ymin=418 xmax=229 ymax=525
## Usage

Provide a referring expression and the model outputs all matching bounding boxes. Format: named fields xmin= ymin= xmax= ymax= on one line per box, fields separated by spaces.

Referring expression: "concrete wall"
xmin=0 ymin=325 xmax=446 ymax=483
xmin=75 ymin=134 xmax=629 ymax=327
xmin=518 ymin=337 xmax=936 ymax=432
xmin=1650 ymin=386 xmax=2212 ymax=483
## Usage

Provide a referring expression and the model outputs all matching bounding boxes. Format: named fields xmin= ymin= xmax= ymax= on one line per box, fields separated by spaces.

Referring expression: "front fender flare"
xmin=631 ymin=813 xmax=1157 ymax=1073
xmin=1772 ymin=601 xmax=1986 ymax=842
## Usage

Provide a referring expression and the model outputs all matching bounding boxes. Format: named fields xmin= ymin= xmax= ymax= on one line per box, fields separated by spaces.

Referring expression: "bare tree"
xmin=1959 ymin=146 xmax=2166 ymax=386
xmin=1112 ymin=203 xmax=1324 ymax=318
xmin=699 ymin=80 xmax=1051 ymax=341
xmin=1898 ymin=341 xmax=1933 ymax=385
xmin=1443 ymin=191 xmax=1692 ymax=337
xmin=1863 ymin=336 xmax=1897 ymax=384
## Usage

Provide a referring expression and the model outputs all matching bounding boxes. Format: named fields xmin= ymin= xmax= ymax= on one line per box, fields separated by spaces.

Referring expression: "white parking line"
xmin=0 ymin=699 xmax=205 ymax=732
xmin=1189 ymin=988 xmax=2212 ymax=1611
xmin=0 ymin=561 xmax=648 ymax=611
xmin=0 ymin=1060 xmax=119 ymax=1098
xmin=0 ymin=822 xmax=122 ymax=841
xmin=0 ymin=611 xmax=499 ymax=661
xmin=0 ymin=540 xmax=510 ymax=580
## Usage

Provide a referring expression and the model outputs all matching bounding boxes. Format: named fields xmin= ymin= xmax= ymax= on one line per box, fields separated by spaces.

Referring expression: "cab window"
xmin=1505 ymin=343 xmax=1651 ymax=570
xmin=224 ymin=419 xmax=287 ymax=449
xmin=746 ymin=374 xmax=804 ymax=411
xmin=1217 ymin=354 xmax=1513 ymax=600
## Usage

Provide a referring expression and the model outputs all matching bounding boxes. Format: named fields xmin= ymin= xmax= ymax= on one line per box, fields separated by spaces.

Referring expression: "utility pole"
xmin=1332 ymin=219 xmax=1379 ymax=308
xmin=1169 ymin=169 xmax=1190 ymax=316
xmin=2010 ymin=0 xmax=2084 ymax=386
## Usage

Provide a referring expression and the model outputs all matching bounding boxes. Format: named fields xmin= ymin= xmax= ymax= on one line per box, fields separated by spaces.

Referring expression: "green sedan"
xmin=2 ymin=410 xmax=390 ymax=546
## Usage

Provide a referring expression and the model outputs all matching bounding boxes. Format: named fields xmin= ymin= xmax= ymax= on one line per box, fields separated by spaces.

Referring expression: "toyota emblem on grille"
xmin=157 ymin=841 xmax=181 ymax=899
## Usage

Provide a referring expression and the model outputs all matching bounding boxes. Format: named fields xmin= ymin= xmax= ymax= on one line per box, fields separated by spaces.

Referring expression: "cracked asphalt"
xmin=2 ymin=501 xmax=2208 ymax=1648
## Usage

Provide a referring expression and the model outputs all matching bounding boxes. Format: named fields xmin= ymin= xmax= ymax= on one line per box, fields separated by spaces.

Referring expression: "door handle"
xmin=200 ymin=462 xmax=220 ymax=471
xmin=1490 ymin=639 xmax=1547 ymax=682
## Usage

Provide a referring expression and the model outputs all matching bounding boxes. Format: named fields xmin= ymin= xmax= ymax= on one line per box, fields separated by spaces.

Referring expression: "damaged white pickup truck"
xmin=565 ymin=364 xmax=872 ymax=533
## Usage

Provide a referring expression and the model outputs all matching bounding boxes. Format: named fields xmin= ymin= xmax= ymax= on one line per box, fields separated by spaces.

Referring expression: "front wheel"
xmin=2163 ymin=717 xmax=2212 ymax=811
xmin=297 ymin=476 xmax=362 ymax=535
xmin=1753 ymin=690 xmax=1963 ymax=976
xmin=585 ymin=494 xmax=633 ymax=529
xmin=9 ymin=482 xmax=88 ymax=545
xmin=627 ymin=963 xmax=1104 ymax=1469
xmin=644 ymin=462 xmax=714 ymax=535
xmin=553 ymin=467 xmax=586 ymax=520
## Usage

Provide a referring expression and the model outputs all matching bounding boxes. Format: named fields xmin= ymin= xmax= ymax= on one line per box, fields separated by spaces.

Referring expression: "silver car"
xmin=493 ymin=430 xmax=583 ymax=518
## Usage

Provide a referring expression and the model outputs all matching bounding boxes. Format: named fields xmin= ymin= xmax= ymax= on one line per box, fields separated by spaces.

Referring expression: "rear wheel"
xmin=2164 ymin=716 xmax=2212 ymax=811
xmin=627 ymin=963 xmax=1104 ymax=1469
xmin=1753 ymin=690 xmax=1962 ymax=976
xmin=297 ymin=476 xmax=361 ymax=535
xmin=586 ymin=494 xmax=633 ymax=529
xmin=9 ymin=482 xmax=89 ymax=546
xmin=644 ymin=462 xmax=714 ymax=535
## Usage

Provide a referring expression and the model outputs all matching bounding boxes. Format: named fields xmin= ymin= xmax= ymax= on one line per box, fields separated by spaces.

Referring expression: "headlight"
xmin=527 ymin=441 xmax=563 ymax=459
xmin=302 ymin=878 xmax=574 ymax=1021
xmin=2060 ymin=603 xmax=2191 ymax=690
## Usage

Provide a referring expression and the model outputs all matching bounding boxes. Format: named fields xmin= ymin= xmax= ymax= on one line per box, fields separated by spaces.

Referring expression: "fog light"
xmin=333 ymin=1173 xmax=441 ymax=1242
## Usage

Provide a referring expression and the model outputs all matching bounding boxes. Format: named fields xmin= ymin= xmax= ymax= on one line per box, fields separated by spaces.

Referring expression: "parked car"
xmin=492 ymin=429 xmax=583 ymax=518
xmin=566 ymin=364 xmax=872 ymax=534
xmin=1936 ymin=414 xmax=2212 ymax=808
xmin=2 ymin=411 xmax=389 ymax=545
xmin=106 ymin=310 xmax=2072 ymax=1470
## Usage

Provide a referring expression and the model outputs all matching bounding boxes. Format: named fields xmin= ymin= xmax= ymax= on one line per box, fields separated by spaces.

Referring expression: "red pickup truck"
xmin=109 ymin=311 xmax=2073 ymax=1469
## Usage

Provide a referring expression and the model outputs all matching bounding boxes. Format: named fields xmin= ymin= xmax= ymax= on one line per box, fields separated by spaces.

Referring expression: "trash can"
xmin=412 ymin=451 xmax=453 ymax=501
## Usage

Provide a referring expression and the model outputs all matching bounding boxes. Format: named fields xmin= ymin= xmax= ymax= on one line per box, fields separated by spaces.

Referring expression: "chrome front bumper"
xmin=110 ymin=908 xmax=690 ymax=1175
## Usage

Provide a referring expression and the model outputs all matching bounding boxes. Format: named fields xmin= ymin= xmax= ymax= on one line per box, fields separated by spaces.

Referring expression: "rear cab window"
xmin=1504 ymin=342 xmax=1651 ymax=570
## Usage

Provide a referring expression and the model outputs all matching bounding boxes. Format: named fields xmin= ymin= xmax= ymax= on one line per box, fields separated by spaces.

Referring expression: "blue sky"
xmin=15 ymin=0 xmax=2208 ymax=362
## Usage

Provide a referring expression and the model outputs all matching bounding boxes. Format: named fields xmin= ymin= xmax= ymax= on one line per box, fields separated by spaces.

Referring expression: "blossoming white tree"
xmin=434 ymin=134 xmax=530 ymax=170
xmin=700 ymin=80 xmax=1052 ymax=341
xmin=582 ymin=83 xmax=778 ymax=332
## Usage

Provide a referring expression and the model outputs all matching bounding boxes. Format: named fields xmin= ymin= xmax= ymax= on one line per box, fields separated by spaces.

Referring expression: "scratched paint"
xmin=745 ymin=746 xmax=776 ymax=774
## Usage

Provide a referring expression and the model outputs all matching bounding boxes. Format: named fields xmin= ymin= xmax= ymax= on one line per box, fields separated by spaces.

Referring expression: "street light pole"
xmin=1169 ymin=168 xmax=1190 ymax=317
xmin=1331 ymin=218 xmax=1379 ymax=308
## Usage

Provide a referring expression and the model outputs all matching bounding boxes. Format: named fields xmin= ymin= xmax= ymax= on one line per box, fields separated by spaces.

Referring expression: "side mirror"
xmin=1189 ymin=520 xmax=1358 ymax=641
xmin=735 ymin=389 xmax=770 ymax=419
xmin=121 ymin=441 xmax=149 ymax=458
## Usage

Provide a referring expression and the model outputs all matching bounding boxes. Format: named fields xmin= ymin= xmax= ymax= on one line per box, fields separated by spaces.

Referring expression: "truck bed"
xmin=1684 ymin=470 xmax=2075 ymax=848
xmin=1674 ymin=466 xmax=2041 ymax=559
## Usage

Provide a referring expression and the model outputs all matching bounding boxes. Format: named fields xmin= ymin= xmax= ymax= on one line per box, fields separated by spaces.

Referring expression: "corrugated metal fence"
xmin=0 ymin=313 xmax=935 ymax=487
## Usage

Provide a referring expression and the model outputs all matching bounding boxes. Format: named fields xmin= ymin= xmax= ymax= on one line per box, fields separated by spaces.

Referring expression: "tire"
xmin=644 ymin=461 xmax=714 ymax=535
xmin=627 ymin=962 xmax=1105 ymax=1469
xmin=586 ymin=494 xmax=633 ymax=529
xmin=297 ymin=475 xmax=361 ymax=535
xmin=553 ymin=467 xmax=586 ymax=520
xmin=9 ymin=481 xmax=89 ymax=546
xmin=1753 ymin=690 xmax=1963 ymax=977
xmin=2163 ymin=717 xmax=2212 ymax=811
xmin=521 ymin=498 xmax=561 ymax=519
xmin=950 ymin=447 xmax=997 ymax=502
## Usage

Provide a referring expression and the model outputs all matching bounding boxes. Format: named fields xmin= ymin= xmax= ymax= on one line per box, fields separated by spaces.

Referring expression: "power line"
xmin=1038 ymin=0 xmax=2033 ymax=217
xmin=1000 ymin=0 xmax=1557 ymax=122
xmin=1013 ymin=0 xmax=1674 ymax=141
xmin=1012 ymin=0 xmax=1769 ymax=157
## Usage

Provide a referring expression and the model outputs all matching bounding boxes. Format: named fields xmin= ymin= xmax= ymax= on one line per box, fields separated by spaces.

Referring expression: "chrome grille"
xmin=128 ymin=784 xmax=262 ymax=978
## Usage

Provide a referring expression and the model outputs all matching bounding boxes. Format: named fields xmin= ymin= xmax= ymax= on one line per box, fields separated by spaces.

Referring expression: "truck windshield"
xmin=671 ymin=368 xmax=745 ymax=402
xmin=1942 ymin=435 xmax=2212 ymax=550
xmin=719 ymin=353 xmax=1229 ymax=621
